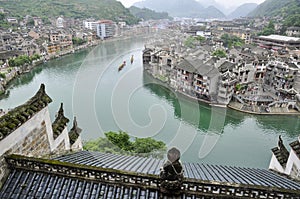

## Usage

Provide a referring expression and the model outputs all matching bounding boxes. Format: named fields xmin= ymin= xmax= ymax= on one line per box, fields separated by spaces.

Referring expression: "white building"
xmin=83 ymin=21 xmax=98 ymax=31
xmin=56 ymin=17 xmax=64 ymax=28
xmin=96 ymin=20 xmax=116 ymax=40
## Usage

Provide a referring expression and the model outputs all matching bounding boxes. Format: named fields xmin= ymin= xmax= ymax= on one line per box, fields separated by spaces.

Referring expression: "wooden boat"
xmin=118 ymin=61 xmax=126 ymax=71
xmin=130 ymin=55 xmax=134 ymax=64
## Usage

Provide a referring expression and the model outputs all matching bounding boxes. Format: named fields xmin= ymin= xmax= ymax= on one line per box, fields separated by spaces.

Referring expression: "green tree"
xmin=84 ymin=131 xmax=166 ymax=157
xmin=0 ymin=73 xmax=6 ymax=79
xmin=30 ymin=54 xmax=41 ymax=61
xmin=8 ymin=59 xmax=16 ymax=67
xmin=8 ymin=55 xmax=32 ymax=67
xmin=212 ymin=49 xmax=226 ymax=58
xmin=221 ymin=34 xmax=244 ymax=48
xmin=0 ymin=13 xmax=5 ymax=21
xmin=195 ymin=35 xmax=205 ymax=42
xmin=105 ymin=131 xmax=133 ymax=151
xmin=184 ymin=36 xmax=196 ymax=48
xmin=132 ymin=137 xmax=165 ymax=154
xmin=72 ymin=37 xmax=87 ymax=46
xmin=27 ymin=19 xmax=35 ymax=27
xmin=258 ymin=21 xmax=275 ymax=36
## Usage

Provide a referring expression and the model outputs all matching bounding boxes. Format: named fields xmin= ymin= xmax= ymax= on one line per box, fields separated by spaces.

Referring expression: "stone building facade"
xmin=0 ymin=84 xmax=82 ymax=187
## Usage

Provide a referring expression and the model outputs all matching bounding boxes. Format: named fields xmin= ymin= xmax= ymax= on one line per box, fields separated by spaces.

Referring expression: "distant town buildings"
xmin=96 ymin=20 xmax=116 ymax=40
xmin=83 ymin=21 xmax=98 ymax=31
xmin=56 ymin=17 xmax=64 ymax=28
xmin=286 ymin=27 xmax=300 ymax=37
xmin=254 ymin=35 xmax=300 ymax=50
xmin=143 ymin=29 xmax=300 ymax=113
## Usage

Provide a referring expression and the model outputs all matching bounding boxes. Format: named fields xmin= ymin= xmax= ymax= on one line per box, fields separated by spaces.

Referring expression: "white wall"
xmin=269 ymin=154 xmax=285 ymax=173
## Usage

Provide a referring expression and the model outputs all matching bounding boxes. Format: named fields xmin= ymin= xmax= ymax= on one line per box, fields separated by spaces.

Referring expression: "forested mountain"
xmin=129 ymin=6 xmax=172 ymax=21
xmin=248 ymin=0 xmax=300 ymax=28
xmin=0 ymin=0 xmax=139 ymax=24
xmin=133 ymin=0 xmax=225 ymax=19
xmin=248 ymin=0 xmax=299 ymax=18
xmin=228 ymin=3 xmax=258 ymax=19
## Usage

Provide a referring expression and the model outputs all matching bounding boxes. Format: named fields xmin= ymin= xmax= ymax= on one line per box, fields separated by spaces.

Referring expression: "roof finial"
xmin=58 ymin=103 xmax=64 ymax=117
xmin=278 ymin=135 xmax=283 ymax=149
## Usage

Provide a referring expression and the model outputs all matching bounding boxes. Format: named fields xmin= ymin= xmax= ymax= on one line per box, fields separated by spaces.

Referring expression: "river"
xmin=1 ymin=37 xmax=299 ymax=168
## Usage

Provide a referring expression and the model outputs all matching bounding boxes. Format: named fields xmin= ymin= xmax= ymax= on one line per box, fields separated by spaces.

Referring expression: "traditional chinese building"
xmin=0 ymin=84 xmax=82 ymax=187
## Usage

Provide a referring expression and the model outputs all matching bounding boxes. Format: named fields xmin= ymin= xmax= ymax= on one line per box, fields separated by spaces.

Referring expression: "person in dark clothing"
xmin=160 ymin=147 xmax=183 ymax=181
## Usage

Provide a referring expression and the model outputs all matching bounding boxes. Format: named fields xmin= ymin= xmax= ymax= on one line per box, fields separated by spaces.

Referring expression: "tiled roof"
xmin=0 ymin=84 xmax=52 ymax=141
xmin=52 ymin=103 xmax=69 ymax=139
xmin=0 ymin=169 xmax=160 ymax=199
xmin=176 ymin=58 xmax=197 ymax=73
xmin=218 ymin=61 xmax=235 ymax=73
xmin=1 ymin=154 xmax=300 ymax=199
xmin=54 ymin=151 xmax=300 ymax=190
xmin=290 ymin=139 xmax=300 ymax=159
xmin=259 ymin=35 xmax=300 ymax=42
xmin=271 ymin=136 xmax=290 ymax=167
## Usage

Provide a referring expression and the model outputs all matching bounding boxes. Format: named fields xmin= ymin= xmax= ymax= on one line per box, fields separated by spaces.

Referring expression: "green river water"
xmin=1 ymin=37 xmax=299 ymax=168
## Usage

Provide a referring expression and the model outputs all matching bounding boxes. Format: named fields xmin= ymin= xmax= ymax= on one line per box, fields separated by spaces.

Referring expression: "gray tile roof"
xmin=218 ymin=61 xmax=235 ymax=73
xmin=0 ymin=84 xmax=52 ymax=141
xmin=290 ymin=139 xmax=300 ymax=159
xmin=175 ymin=58 xmax=197 ymax=73
xmin=271 ymin=145 xmax=290 ymax=166
xmin=0 ymin=169 xmax=160 ymax=199
xmin=1 ymin=153 xmax=300 ymax=199
xmin=54 ymin=151 xmax=300 ymax=190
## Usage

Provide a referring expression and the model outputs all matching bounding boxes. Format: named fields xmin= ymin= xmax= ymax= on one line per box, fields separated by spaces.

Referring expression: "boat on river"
xmin=130 ymin=55 xmax=134 ymax=64
xmin=118 ymin=61 xmax=126 ymax=71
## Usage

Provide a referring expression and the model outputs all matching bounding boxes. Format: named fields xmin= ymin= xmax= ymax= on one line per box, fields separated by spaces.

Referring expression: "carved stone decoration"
xmin=68 ymin=116 xmax=82 ymax=145
xmin=0 ymin=83 xmax=52 ymax=140
xmin=159 ymin=147 xmax=184 ymax=196
xmin=52 ymin=103 xmax=69 ymax=139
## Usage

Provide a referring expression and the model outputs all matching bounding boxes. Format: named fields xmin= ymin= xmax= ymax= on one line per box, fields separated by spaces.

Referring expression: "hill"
xmin=133 ymin=0 xmax=225 ymax=19
xmin=248 ymin=0 xmax=300 ymax=28
xmin=203 ymin=6 xmax=226 ymax=19
xmin=0 ymin=0 xmax=139 ymax=25
xmin=228 ymin=3 xmax=258 ymax=19
xmin=129 ymin=6 xmax=172 ymax=21
xmin=248 ymin=0 xmax=299 ymax=18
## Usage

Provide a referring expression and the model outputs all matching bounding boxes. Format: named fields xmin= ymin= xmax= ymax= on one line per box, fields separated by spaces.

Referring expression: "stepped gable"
xmin=290 ymin=139 xmax=300 ymax=159
xmin=52 ymin=103 xmax=69 ymax=139
xmin=0 ymin=83 xmax=52 ymax=141
xmin=271 ymin=135 xmax=290 ymax=167
xmin=68 ymin=116 xmax=82 ymax=145
xmin=1 ymin=152 xmax=300 ymax=198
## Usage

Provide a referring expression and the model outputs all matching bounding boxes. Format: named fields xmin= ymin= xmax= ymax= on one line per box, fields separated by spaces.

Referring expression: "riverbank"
xmin=0 ymin=46 xmax=92 ymax=95
xmin=0 ymin=33 xmax=153 ymax=96
xmin=144 ymin=71 xmax=226 ymax=107
xmin=0 ymin=37 xmax=117 ymax=95
xmin=145 ymin=71 xmax=300 ymax=115
xmin=228 ymin=101 xmax=300 ymax=116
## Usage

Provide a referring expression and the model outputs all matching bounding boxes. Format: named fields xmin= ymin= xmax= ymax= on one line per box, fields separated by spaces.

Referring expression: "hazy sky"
xmin=118 ymin=0 xmax=265 ymax=8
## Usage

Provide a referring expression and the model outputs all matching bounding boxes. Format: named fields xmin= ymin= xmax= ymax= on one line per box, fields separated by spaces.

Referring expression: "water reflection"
xmin=142 ymin=72 xmax=247 ymax=132
xmin=142 ymin=72 xmax=300 ymax=140
xmin=1 ymin=37 xmax=299 ymax=168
